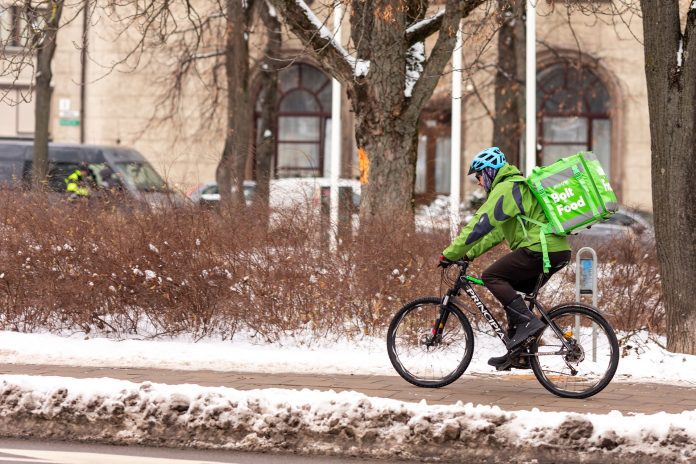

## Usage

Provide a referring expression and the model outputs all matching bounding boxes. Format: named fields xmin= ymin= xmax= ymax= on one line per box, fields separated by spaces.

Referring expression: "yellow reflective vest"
xmin=65 ymin=170 xmax=89 ymax=197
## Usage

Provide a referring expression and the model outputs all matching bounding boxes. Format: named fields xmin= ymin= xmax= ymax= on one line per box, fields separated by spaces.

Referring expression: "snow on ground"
xmin=0 ymin=374 xmax=694 ymax=463
xmin=0 ymin=330 xmax=694 ymax=386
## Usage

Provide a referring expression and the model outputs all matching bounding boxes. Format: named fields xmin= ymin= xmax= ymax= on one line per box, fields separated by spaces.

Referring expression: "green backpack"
xmin=519 ymin=151 xmax=618 ymax=272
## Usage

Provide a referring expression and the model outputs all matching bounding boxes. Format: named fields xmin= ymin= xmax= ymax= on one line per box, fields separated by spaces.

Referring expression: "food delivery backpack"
xmin=518 ymin=151 xmax=618 ymax=272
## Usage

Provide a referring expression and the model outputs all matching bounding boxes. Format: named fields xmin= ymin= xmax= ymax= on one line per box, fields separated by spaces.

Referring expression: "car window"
xmin=47 ymin=163 xmax=82 ymax=192
xmin=114 ymin=162 xmax=166 ymax=192
xmin=202 ymin=185 xmax=219 ymax=195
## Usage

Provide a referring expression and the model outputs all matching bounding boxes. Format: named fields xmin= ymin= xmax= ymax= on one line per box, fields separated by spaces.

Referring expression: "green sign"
xmin=59 ymin=118 xmax=80 ymax=126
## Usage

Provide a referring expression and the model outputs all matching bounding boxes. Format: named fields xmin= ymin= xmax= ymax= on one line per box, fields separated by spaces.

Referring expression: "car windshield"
xmin=114 ymin=162 xmax=166 ymax=192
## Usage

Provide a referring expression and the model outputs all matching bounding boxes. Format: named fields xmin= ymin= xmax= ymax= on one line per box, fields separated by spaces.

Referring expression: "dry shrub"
xmin=0 ymin=192 xmax=449 ymax=342
xmin=581 ymin=236 xmax=664 ymax=338
xmin=0 ymin=191 xmax=663 ymax=342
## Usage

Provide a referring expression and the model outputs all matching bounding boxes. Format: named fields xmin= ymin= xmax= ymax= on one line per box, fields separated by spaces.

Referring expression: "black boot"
xmin=487 ymin=353 xmax=511 ymax=370
xmin=505 ymin=296 xmax=545 ymax=350
xmin=487 ymin=325 xmax=517 ymax=370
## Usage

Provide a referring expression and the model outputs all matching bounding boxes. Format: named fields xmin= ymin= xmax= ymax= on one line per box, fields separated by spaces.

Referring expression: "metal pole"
xmin=80 ymin=3 xmax=89 ymax=144
xmin=525 ymin=0 xmax=536 ymax=176
xmin=329 ymin=2 xmax=342 ymax=252
xmin=576 ymin=247 xmax=598 ymax=362
xmin=450 ymin=22 xmax=463 ymax=240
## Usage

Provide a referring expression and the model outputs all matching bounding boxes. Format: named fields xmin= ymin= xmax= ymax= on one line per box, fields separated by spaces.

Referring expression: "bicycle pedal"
xmin=510 ymin=359 xmax=531 ymax=370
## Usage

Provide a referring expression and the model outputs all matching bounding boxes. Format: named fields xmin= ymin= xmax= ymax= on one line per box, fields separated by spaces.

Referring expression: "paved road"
xmin=1 ymin=363 xmax=694 ymax=414
xmin=0 ymin=439 xmax=415 ymax=464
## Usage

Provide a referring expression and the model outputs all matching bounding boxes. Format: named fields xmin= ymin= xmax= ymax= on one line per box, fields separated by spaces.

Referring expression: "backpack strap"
xmin=517 ymin=215 xmax=553 ymax=274
xmin=533 ymin=181 xmax=565 ymax=235
xmin=571 ymin=166 xmax=599 ymax=216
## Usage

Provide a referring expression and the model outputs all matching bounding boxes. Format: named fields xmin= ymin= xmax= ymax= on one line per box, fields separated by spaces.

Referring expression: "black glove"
xmin=437 ymin=255 xmax=454 ymax=268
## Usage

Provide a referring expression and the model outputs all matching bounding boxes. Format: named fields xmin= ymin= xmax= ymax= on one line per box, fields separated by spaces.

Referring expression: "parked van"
xmin=0 ymin=140 xmax=180 ymax=206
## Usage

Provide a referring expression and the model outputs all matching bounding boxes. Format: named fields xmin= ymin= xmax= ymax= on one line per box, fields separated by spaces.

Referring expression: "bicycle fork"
xmin=427 ymin=293 xmax=453 ymax=346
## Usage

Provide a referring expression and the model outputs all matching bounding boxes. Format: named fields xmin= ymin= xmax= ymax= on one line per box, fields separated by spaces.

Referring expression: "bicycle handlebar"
xmin=441 ymin=258 xmax=470 ymax=271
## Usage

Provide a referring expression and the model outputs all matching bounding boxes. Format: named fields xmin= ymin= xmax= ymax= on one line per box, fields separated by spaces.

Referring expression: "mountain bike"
xmin=386 ymin=259 xmax=619 ymax=398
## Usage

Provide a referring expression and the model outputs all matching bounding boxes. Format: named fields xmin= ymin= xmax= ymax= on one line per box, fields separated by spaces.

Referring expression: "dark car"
xmin=0 ymin=140 xmax=183 ymax=207
xmin=570 ymin=207 xmax=654 ymax=246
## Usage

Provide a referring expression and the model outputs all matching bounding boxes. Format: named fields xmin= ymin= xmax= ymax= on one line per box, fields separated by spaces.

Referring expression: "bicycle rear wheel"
xmin=530 ymin=303 xmax=619 ymax=399
xmin=387 ymin=297 xmax=474 ymax=388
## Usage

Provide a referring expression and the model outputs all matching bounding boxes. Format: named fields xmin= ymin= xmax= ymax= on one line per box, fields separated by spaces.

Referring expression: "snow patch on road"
xmin=0 ymin=375 xmax=693 ymax=463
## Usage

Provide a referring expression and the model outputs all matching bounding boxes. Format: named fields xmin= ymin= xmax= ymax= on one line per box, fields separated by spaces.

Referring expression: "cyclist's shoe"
xmin=489 ymin=347 xmax=531 ymax=371
xmin=506 ymin=317 xmax=545 ymax=350
xmin=488 ymin=353 xmax=512 ymax=370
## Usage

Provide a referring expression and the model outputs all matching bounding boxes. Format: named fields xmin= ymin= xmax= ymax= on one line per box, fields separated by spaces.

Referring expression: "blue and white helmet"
xmin=468 ymin=147 xmax=507 ymax=175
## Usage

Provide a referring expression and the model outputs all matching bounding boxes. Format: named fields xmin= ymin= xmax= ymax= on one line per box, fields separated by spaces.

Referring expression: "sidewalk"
xmin=2 ymin=363 xmax=694 ymax=414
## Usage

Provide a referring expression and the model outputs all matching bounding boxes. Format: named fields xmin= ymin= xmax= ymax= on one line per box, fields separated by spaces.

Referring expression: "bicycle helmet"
xmin=468 ymin=147 xmax=507 ymax=175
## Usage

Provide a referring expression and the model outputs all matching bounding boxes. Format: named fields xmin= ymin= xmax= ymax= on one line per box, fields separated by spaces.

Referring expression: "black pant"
xmin=482 ymin=248 xmax=571 ymax=307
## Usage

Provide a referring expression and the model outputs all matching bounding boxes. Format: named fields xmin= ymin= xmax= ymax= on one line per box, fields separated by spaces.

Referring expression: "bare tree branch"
xmin=405 ymin=10 xmax=445 ymax=45
xmin=404 ymin=0 xmax=487 ymax=123
xmin=266 ymin=0 xmax=355 ymax=83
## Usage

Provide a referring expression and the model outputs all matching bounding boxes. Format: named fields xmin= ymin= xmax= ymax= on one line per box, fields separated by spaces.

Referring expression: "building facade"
xmin=0 ymin=2 xmax=662 ymax=211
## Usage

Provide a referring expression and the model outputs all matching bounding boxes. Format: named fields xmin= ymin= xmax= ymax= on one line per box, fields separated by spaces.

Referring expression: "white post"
xmin=329 ymin=2 xmax=342 ymax=252
xmin=450 ymin=22 xmax=463 ymax=240
xmin=525 ymin=0 xmax=537 ymax=176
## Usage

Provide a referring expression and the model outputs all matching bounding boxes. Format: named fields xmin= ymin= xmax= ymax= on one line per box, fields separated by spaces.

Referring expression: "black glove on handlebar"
xmin=438 ymin=255 xmax=454 ymax=268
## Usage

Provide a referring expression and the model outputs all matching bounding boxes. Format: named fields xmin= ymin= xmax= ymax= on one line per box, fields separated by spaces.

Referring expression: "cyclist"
xmin=439 ymin=147 xmax=571 ymax=369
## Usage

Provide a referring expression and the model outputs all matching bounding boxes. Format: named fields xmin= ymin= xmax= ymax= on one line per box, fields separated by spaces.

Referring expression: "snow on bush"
xmin=0 ymin=375 xmax=693 ymax=463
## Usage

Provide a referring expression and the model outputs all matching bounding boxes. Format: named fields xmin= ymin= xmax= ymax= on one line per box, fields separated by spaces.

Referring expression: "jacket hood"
xmin=490 ymin=163 xmax=525 ymax=192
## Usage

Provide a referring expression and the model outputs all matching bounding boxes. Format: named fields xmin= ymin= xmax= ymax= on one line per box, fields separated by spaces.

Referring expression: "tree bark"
xmin=269 ymin=0 xmax=485 ymax=227
xmin=216 ymin=0 xmax=254 ymax=210
xmin=492 ymin=0 xmax=524 ymax=167
xmin=640 ymin=0 xmax=696 ymax=354
xmin=30 ymin=0 xmax=64 ymax=190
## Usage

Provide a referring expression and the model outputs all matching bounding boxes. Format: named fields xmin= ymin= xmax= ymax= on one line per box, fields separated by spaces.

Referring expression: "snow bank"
xmin=0 ymin=375 xmax=693 ymax=463
xmin=1 ymin=330 xmax=695 ymax=386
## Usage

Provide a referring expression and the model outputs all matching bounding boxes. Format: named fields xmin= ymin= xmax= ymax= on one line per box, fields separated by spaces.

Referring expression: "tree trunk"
xmin=217 ymin=0 xmax=252 ymax=211
xmin=269 ymin=0 xmax=483 ymax=228
xmin=348 ymin=0 xmax=415 ymax=225
xmin=352 ymin=98 xmax=420 ymax=225
xmin=492 ymin=0 xmax=524 ymax=167
xmin=640 ymin=1 xmax=696 ymax=354
xmin=254 ymin=4 xmax=282 ymax=226
xmin=30 ymin=1 xmax=64 ymax=190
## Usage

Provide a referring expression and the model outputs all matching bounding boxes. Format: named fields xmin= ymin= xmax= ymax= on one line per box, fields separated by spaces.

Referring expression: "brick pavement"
xmin=1 ymin=363 xmax=694 ymax=414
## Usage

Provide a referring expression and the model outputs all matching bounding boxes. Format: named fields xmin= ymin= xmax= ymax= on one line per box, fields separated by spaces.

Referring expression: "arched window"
xmin=537 ymin=64 xmax=612 ymax=175
xmin=267 ymin=63 xmax=332 ymax=178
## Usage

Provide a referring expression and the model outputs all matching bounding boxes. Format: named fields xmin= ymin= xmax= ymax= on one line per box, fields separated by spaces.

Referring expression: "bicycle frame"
xmin=434 ymin=260 xmax=575 ymax=353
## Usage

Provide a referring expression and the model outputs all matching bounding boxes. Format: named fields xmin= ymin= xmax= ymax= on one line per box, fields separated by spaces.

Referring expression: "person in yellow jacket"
xmin=64 ymin=163 xmax=92 ymax=198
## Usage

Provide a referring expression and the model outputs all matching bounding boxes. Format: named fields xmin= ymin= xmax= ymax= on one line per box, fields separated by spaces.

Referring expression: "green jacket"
xmin=443 ymin=164 xmax=570 ymax=261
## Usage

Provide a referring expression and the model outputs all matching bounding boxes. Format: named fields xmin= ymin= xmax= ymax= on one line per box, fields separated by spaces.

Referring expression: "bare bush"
xmin=0 ymin=192 xmax=663 ymax=343
xmin=586 ymin=237 xmax=664 ymax=339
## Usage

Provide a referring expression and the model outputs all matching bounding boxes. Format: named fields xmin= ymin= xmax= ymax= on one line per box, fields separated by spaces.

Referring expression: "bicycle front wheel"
xmin=530 ymin=303 xmax=619 ymax=399
xmin=387 ymin=297 xmax=474 ymax=388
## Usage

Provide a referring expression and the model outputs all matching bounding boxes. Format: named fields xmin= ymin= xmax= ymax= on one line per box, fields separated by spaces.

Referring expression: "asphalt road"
xmin=0 ymin=439 xmax=417 ymax=464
